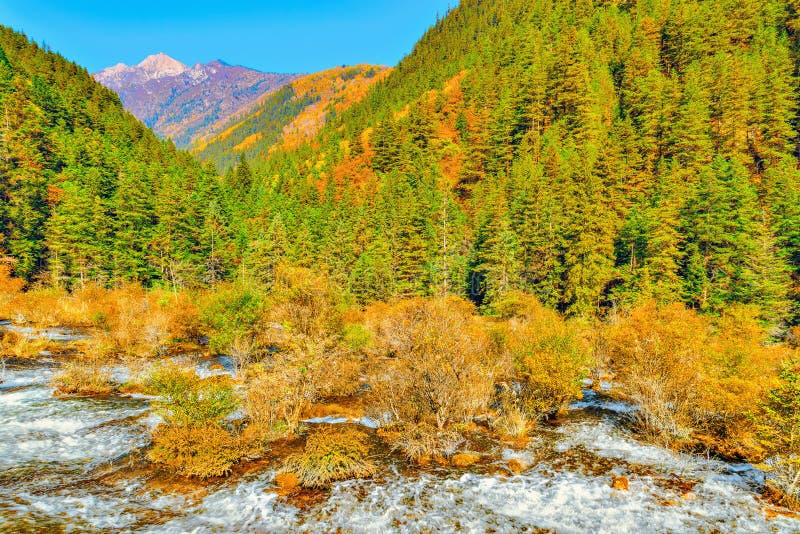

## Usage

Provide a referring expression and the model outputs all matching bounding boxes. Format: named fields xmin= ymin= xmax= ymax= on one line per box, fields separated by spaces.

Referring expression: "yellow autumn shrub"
xmin=282 ymin=426 xmax=377 ymax=488
xmin=366 ymin=296 xmax=497 ymax=429
xmin=496 ymin=292 xmax=590 ymax=421
xmin=605 ymin=301 xmax=786 ymax=453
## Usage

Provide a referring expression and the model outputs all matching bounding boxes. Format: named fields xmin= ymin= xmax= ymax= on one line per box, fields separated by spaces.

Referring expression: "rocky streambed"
xmin=1 ymin=352 xmax=799 ymax=533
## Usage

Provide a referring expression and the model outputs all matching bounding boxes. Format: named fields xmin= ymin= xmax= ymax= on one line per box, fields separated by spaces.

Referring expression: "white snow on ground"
xmin=303 ymin=415 xmax=381 ymax=428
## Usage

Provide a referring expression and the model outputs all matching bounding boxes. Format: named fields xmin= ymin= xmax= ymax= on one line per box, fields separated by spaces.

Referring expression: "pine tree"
xmin=1 ymin=79 xmax=52 ymax=280
xmin=469 ymin=176 xmax=522 ymax=307
xmin=371 ymin=118 xmax=402 ymax=173
xmin=113 ymin=163 xmax=156 ymax=282
xmin=681 ymin=157 xmax=789 ymax=317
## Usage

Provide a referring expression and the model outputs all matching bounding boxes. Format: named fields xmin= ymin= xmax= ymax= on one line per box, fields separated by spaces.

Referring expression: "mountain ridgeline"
xmin=225 ymin=0 xmax=800 ymax=321
xmin=94 ymin=54 xmax=302 ymax=148
xmin=0 ymin=26 xmax=226 ymax=287
xmin=3 ymin=0 xmax=800 ymax=323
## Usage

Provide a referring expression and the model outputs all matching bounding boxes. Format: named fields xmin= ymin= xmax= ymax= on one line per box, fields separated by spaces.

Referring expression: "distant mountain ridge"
xmin=94 ymin=54 xmax=302 ymax=148
xmin=193 ymin=64 xmax=390 ymax=171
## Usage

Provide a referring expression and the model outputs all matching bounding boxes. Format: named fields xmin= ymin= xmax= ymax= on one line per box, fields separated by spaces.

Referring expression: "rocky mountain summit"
xmin=95 ymin=54 xmax=301 ymax=148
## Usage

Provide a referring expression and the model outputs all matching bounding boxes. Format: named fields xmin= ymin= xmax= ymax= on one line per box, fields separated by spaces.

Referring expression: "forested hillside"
xmin=232 ymin=0 xmax=800 ymax=321
xmin=0 ymin=26 xmax=223 ymax=288
xmin=194 ymin=64 xmax=389 ymax=171
xmin=4 ymin=0 xmax=800 ymax=323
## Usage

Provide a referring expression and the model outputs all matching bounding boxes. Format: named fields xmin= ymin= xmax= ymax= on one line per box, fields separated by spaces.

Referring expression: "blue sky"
xmin=0 ymin=0 xmax=455 ymax=73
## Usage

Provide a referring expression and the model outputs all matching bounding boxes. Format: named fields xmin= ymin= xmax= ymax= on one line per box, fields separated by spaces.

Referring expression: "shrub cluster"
xmin=497 ymin=292 xmax=590 ymax=421
xmin=366 ymin=297 xmax=497 ymax=430
xmin=11 ymin=260 xmax=797 ymax=490
xmin=146 ymin=365 xmax=257 ymax=478
xmin=603 ymin=302 xmax=790 ymax=452
xmin=0 ymin=277 xmax=200 ymax=357
xmin=756 ymin=360 xmax=800 ymax=508
xmin=281 ymin=426 xmax=377 ymax=488
xmin=380 ymin=422 xmax=465 ymax=464
xmin=52 ymin=356 xmax=114 ymax=396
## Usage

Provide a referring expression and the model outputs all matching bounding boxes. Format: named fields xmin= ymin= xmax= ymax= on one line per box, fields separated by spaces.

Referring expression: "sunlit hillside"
xmin=193 ymin=64 xmax=390 ymax=171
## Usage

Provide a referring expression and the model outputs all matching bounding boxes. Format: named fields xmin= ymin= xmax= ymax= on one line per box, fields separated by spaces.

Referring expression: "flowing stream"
xmin=1 ymin=356 xmax=799 ymax=533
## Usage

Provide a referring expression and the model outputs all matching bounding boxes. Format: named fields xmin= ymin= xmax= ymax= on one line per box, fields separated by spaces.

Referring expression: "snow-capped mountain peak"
xmin=137 ymin=53 xmax=188 ymax=79
xmin=93 ymin=55 xmax=302 ymax=148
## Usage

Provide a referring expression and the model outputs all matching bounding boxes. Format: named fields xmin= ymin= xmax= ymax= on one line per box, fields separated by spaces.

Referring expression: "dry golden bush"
xmin=365 ymin=297 xmax=496 ymax=429
xmin=164 ymin=292 xmax=203 ymax=342
xmin=88 ymin=285 xmax=172 ymax=356
xmin=1 ymin=279 xmax=201 ymax=359
xmin=700 ymin=306 xmax=787 ymax=421
xmin=282 ymin=426 xmax=377 ymax=488
xmin=269 ymin=265 xmax=346 ymax=339
xmin=245 ymin=336 xmax=335 ymax=438
xmin=379 ymin=422 xmax=465 ymax=463
xmin=149 ymin=423 xmax=256 ymax=479
xmin=605 ymin=302 xmax=714 ymax=443
xmin=52 ymin=355 xmax=114 ymax=396
xmin=228 ymin=334 xmax=259 ymax=376
xmin=0 ymin=288 xmax=63 ymax=326
xmin=499 ymin=294 xmax=590 ymax=421
xmin=0 ymin=330 xmax=50 ymax=359
xmin=0 ymin=264 xmax=24 ymax=317
xmin=244 ymin=268 xmax=367 ymax=438
xmin=605 ymin=301 xmax=787 ymax=450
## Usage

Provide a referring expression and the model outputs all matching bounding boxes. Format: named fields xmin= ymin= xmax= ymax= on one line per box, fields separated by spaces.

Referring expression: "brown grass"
xmin=491 ymin=408 xmax=529 ymax=440
xmin=52 ymin=357 xmax=114 ymax=396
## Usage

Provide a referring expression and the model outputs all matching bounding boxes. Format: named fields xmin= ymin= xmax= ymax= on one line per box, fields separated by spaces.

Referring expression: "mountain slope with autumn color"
xmin=193 ymin=64 xmax=389 ymax=170
xmin=229 ymin=0 xmax=800 ymax=323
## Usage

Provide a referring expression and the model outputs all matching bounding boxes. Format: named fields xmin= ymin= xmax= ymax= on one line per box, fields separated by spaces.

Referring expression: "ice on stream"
xmin=2 ymin=323 xmax=88 ymax=342
xmin=303 ymin=415 xmax=381 ymax=429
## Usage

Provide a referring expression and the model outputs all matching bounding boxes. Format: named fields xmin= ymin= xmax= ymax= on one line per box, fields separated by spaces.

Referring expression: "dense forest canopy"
xmin=0 ymin=26 xmax=226 ymax=288
xmin=3 ymin=0 xmax=800 ymax=325
xmin=234 ymin=0 xmax=800 ymax=322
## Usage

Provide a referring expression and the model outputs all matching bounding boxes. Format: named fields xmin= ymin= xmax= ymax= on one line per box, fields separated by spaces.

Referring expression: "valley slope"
xmin=239 ymin=0 xmax=800 ymax=322
xmin=0 ymin=28 xmax=223 ymax=286
xmin=193 ymin=64 xmax=390 ymax=171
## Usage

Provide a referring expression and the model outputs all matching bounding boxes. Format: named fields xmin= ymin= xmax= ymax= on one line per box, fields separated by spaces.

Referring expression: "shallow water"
xmin=2 ymin=324 xmax=89 ymax=342
xmin=1 ymin=360 xmax=798 ymax=533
